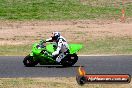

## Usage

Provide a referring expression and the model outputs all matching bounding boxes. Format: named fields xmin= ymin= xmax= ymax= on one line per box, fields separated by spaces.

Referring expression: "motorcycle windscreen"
xmin=69 ymin=44 xmax=83 ymax=54
xmin=32 ymin=43 xmax=43 ymax=55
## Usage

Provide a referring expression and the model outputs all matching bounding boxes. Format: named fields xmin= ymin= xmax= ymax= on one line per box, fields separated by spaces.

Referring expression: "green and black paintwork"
xmin=23 ymin=41 xmax=82 ymax=67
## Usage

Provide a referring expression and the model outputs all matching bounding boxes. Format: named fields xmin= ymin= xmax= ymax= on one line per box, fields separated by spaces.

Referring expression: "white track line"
xmin=78 ymin=54 xmax=132 ymax=56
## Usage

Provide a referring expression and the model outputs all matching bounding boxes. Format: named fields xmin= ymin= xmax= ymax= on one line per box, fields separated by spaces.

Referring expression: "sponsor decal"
xmin=76 ymin=66 xmax=131 ymax=85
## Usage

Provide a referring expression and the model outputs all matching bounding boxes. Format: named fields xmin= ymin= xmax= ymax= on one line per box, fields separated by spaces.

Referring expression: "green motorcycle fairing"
xmin=30 ymin=43 xmax=55 ymax=64
xmin=68 ymin=44 xmax=83 ymax=54
xmin=46 ymin=44 xmax=83 ymax=54
xmin=29 ymin=43 xmax=82 ymax=65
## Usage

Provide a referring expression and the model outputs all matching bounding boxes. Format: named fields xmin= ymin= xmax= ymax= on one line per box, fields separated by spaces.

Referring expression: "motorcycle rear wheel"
xmin=61 ymin=54 xmax=78 ymax=67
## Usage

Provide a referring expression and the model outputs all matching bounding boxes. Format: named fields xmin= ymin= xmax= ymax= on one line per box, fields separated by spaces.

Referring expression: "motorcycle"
xmin=23 ymin=40 xmax=82 ymax=67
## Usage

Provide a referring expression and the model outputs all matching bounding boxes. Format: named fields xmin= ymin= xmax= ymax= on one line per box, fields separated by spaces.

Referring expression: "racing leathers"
xmin=46 ymin=36 xmax=69 ymax=63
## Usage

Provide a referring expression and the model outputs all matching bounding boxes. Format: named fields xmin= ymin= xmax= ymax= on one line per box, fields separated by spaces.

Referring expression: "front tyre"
xmin=61 ymin=54 xmax=78 ymax=67
xmin=23 ymin=55 xmax=38 ymax=67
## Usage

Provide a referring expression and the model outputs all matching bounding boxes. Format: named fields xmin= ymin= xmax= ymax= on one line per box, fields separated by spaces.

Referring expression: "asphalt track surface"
xmin=0 ymin=56 xmax=132 ymax=78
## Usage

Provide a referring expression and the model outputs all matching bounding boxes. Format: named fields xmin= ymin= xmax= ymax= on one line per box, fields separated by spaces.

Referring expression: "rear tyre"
xmin=23 ymin=55 xmax=38 ymax=67
xmin=61 ymin=54 xmax=78 ymax=67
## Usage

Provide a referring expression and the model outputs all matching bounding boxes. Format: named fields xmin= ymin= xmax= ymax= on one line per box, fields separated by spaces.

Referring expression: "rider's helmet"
xmin=51 ymin=32 xmax=60 ymax=41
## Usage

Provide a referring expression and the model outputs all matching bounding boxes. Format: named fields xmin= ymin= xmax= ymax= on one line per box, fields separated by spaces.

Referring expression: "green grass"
xmin=1 ymin=0 xmax=131 ymax=20
xmin=80 ymin=36 xmax=132 ymax=54
xmin=0 ymin=44 xmax=31 ymax=56
xmin=0 ymin=36 xmax=132 ymax=56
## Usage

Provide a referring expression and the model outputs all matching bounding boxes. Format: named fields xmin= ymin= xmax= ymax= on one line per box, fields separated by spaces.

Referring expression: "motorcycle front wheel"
xmin=23 ymin=55 xmax=38 ymax=67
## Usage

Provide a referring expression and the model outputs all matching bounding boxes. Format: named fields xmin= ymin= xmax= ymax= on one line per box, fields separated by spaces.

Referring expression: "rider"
xmin=46 ymin=32 xmax=69 ymax=63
